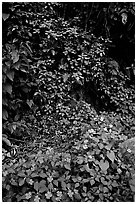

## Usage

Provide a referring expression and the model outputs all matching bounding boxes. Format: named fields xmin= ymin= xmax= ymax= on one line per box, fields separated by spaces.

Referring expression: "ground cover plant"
xmin=2 ymin=2 xmax=135 ymax=202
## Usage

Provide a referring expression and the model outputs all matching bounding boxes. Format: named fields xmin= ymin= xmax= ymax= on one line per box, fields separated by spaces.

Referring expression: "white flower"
xmin=100 ymin=116 xmax=104 ymax=121
xmin=83 ymin=144 xmax=88 ymax=149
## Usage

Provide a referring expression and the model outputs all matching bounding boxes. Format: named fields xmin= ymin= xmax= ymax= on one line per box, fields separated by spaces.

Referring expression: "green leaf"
xmin=3 ymin=83 xmax=12 ymax=94
xmin=129 ymin=174 xmax=135 ymax=192
xmin=2 ymin=136 xmax=11 ymax=147
xmin=53 ymin=180 xmax=58 ymax=187
xmin=90 ymin=179 xmax=95 ymax=186
xmin=31 ymin=172 xmax=38 ymax=178
xmin=6 ymin=184 xmax=10 ymax=190
xmin=39 ymin=172 xmax=47 ymax=178
xmin=26 ymin=99 xmax=33 ymax=108
xmin=99 ymin=159 xmax=109 ymax=171
xmin=11 ymin=49 xmax=19 ymax=63
xmin=74 ymin=193 xmax=81 ymax=200
xmin=83 ymin=186 xmax=87 ymax=192
xmin=75 ymin=182 xmax=80 ymax=188
xmin=63 ymin=73 xmax=69 ymax=82
xmin=107 ymin=150 xmax=115 ymax=162
xmin=6 ymin=70 xmax=14 ymax=81
xmin=103 ymin=186 xmax=109 ymax=193
xmin=19 ymin=178 xmax=25 ymax=186
xmin=64 ymin=163 xmax=71 ymax=170
xmin=61 ymin=181 xmax=67 ymax=190
xmin=11 ymin=179 xmax=18 ymax=186
xmin=48 ymin=183 xmax=53 ymax=190
xmin=39 ymin=184 xmax=47 ymax=193
xmin=34 ymin=181 xmax=39 ymax=191
xmin=2 ymin=109 xmax=8 ymax=120
xmin=18 ymin=171 xmax=26 ymax=177
xmin=2 ymin=13 xmax=10 ymax=21
xmin=111 ymin=180 xmax=118 ymax=187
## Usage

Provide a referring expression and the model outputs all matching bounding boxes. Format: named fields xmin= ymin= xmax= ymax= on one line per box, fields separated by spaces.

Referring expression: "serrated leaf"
xmin=107 ymin=150 xmax=115 ymax=162
xmin=99 ymin=159 xmax=109 ymax=171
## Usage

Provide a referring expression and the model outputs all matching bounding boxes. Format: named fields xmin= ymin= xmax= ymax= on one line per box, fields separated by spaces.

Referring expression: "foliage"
xmin=2 ymin=2 xmax=135 ymax=202
xmin=2 ymin=105 xmax=134 ymax=202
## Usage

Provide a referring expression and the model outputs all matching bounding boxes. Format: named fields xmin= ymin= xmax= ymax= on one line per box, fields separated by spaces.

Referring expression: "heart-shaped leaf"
xmin=99 ymin=159 xmax=109 ymax=171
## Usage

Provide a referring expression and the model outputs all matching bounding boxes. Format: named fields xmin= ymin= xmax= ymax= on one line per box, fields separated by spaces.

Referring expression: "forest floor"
xmin=3 ymin=100 xmax=135 ymax=202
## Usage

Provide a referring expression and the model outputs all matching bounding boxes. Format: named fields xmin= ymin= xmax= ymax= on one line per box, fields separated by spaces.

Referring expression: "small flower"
xmin=28 ymin=179 xmax=34 ymax=185
xmin=34 ymin=195 xmax=40 ymax=202
xmin=109 ymin=124 xmax=113 ymax=128
xmin=100 ymin=116 xmax=104 ymax=121
xmin=47 ymin=176 xmax=53 ymax=182
xmin=84 ymin=139 xmax=89 ymax=144
xmin=88 ymin=155 xmax=92 ymax=160
xmin=74 ymin=189 xmax=78 ymax=194
xmin=67 ymin=189 xmax=74 ymax=198
xmin=104 ymin=127 xmax=108 ymax=132
xmin=57 ymin=191 xmax=63 ymax=197
xmin=3 ymin=171 xmax=8 ymax=176
xmin=83 ymin=144 xmax=88 ymax=149
xmin=45 ymin=191 xmax=52 ymax=199
xmin=56 ymin=196 xmax=61 ymax=201
xmin=88 ymin=129 xmax=95 ymax=134
xmin=25 ymin=192 xmax=32 ymax=200
xmin=127 ymin=148 xmax=132 ymax=153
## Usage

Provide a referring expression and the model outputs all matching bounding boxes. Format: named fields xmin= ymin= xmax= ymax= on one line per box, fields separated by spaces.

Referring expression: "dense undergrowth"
xmin=2 ymin=2 xmax=135 ymax=202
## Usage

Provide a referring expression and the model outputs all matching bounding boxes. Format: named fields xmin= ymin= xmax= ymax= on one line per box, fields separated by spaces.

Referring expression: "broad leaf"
xmin=2 ymin=109 xmax=8 ymax=120
xmin=3 ymin=83 xmax=12 ymax=94
xmin=6 ymin=70 xmax=14 ymax=81
xmin=2 ymin=13 xmax=10 ymax=21
xmin=99 ymin=159 xmax=109 ymax=171
xmin=34 ymin=181 xmax=39 ymax=191
xmin=107 ymin=150 xmax=115 ymax=162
